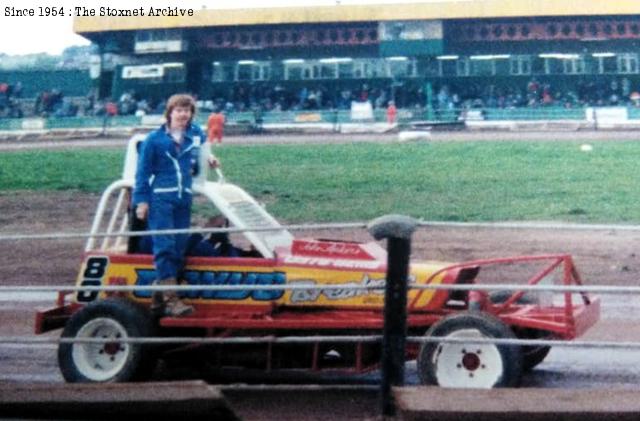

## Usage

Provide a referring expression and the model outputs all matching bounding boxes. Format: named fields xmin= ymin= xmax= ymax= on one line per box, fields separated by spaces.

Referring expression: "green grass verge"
xmin=0 ymin=140 xmax=637 ymax=223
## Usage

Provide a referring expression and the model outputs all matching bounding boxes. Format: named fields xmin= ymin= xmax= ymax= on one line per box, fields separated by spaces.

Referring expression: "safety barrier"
xmin=0 ymin=215 xmax=634 ymax=417
xmin=3 ymin=106 xmax=640 ymax=132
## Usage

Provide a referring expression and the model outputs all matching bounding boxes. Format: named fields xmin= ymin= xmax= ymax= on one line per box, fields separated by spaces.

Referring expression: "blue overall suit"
xmin=133 ymin=123 xmax=205 ymax=280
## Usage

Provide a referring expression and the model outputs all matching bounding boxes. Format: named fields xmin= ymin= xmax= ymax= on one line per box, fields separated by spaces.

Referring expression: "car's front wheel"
xmin=417 ymin=312 xmax=522 ymax=388
xmin=58 ymin=299 xmax=157 ymax=383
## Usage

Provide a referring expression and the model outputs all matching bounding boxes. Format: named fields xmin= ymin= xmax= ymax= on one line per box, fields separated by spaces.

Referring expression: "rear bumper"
xmin=572 ymin=296 xmax=601 ymax=339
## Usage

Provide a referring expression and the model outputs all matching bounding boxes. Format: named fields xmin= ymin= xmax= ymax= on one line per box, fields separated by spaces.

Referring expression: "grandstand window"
xmin=632 ymin=24 xmax=640 ymax=35
xmin=227 ymin=33 xmax=237 ymax=44
xmin=576 ymin=24 xmax=585 ymax=37
xmin=507 ymin=26 xmax=517 ymax=38
xmin=164 ymin=63 xmax=185 ymax=83
xmin=562 ymin=57 xmax=586 ymax=74
xmin=562 ymin=24 xmax=572 ymax=36
xmin=368 ymin=29 xmax=378 ymax=41
xmin=531 ymin=56 xmax=545 ymax=74
xmin=545 ymin=58 xmax=562 ymax=74
xmin=330 ymin=30 xmax=339 ymax=42
xmin=418 ymin=57 xmax=439 ymax=77
xmin=211 ymin=62 xmax=224 ymax=82
xmin=595 ymin=55 xmax=617 ymax=74
xmin=470 ymin=59 xmax=494 ymax=76
xmin=303 ymin=66 xmax=314 ymax=79
xmin=212 ymin=62 xmax=235 ymax=82
xmin=456 ymin=58 xmax=469 ymax=76
xmin=509 ymin=56 xmax=531 ymax=75
xmin=355 ymin=59 xmax=387 ymax=78
xmin=342 ymin=30 xmax=352 ymax=42
xmin=618 ymin=53 xmax=638 ymax=74
xmin=439 ymin=58 xmax=457 ymax=76
xmin=466 ymin=27 xmax=475 ymax=38
xmin=292 ymin=32 xmax=301 ymax=43
xmin=251 ymin=33 xmax=262 ymax=44
xmin=136 ymin=29 xmax=182 ymax=43
xmin=320 ymin=63 xmax=337 ymax=79
xmin=387 ymin=57 xmax=416 ymax=78
xmin=617 ymin=23 xmax=626 ymax=35
xmin=251 ymin=62 xmax=272 ymax=81
xmin=521 ymin=25 xmax=530 ymax=37
xmin=338 ymin=62 xmax=354 ymax=78
xmin=356 ymin=30 xmax=365 ymax=42
xmin=479 ymin=27 xmax=489 ymax=39
xmin=602 ymin=56 xmax=617 ymax=73
xmin=546 ymin=24 xmax=557 ymax=37
xmin=589 ymin=23 xmax=598 ymax=36
xmin=236 ymin=63 xmax=253 ymax=81
xmin=283 ymin=61 xmax=317 ymax=80
xmin=285 ymin=65 xmax=302 ymax=80
xmin=271 ymin=62 xmax=285 ymax=80
xmin=239 ymin=33 xmax=249 ymax=45
xmin=214 ymin=34 xmax=224 ymax=45
xmin=317 ymin=30 xmax=326 ymax=42
xmin=492 ymin=26 xmax=503 ymax=38
xmin=278 ymin=32 xmax=288 ymax=43
xmin=494 ymin=58 xmax=510 ymax=75
xmin=603 ymin=24 xmax=613 ymax=36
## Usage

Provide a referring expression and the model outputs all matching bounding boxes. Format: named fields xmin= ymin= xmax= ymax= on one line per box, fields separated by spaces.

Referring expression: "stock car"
xmin=35 ymin=135 xmax=600 ymax=388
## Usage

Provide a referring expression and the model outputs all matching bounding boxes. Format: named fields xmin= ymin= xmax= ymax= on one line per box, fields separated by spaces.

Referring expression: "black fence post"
xmin=367 ymin=214 xmax=418 ymax=418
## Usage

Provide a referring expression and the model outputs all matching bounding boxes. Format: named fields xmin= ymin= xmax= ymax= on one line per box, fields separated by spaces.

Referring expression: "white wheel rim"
xmin=71 ymin=317 xmax=130 ymax=382
xmin=432 ymin=328 xmax=503 ymax=388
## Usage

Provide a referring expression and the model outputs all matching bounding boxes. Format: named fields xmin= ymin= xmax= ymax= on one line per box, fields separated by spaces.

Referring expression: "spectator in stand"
xmin=105 ymin=100 xmax=118 ymax=116
xmin=386 ymin=100 xmax=397 ymax=124
xmin=207 ymin=108 xmax=225 ymax=145
xmin=252 ymin=105 xmax=264 ymax=134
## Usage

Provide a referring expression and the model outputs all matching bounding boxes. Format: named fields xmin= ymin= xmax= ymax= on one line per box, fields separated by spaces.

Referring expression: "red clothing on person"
xmin=105 ymin=102 xmax=118 ymax=116
xmin=386 ymin=103 xmax=397 ymax=124
xmin=207 ymin=112 xmax=225 ymax=143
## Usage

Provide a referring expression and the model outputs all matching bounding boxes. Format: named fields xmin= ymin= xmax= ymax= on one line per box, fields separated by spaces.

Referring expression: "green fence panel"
xmin=627 ymin=107 xmax=640 ymax=120
xmin=483 ymin=107 xmax=585 ymax=121
xmin=0 ymin=118 xmax=25 ymax=131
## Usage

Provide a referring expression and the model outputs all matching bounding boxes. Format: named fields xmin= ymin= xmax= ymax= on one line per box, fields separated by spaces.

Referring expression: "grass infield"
xmin=0 ymin=140 xmax=637 ymax=223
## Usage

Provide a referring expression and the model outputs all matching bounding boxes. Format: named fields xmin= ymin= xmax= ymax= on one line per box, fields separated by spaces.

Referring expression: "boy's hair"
xmin=164 ymin=94 xmax=196 ymax=125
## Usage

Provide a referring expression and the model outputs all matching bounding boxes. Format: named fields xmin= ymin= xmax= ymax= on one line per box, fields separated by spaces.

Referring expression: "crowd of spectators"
xmin=433 ymin=77 xmax=640 ymax=111
xmin=4 ymin=76 xmax=640 ymax=120
xmin=0 ymin=82 xmax=24 ymax=118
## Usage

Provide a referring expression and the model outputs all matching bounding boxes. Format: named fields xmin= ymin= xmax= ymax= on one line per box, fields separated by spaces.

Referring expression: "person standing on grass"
xmin=207 ymin=108 xmax=226 ymax=144
xmin=386 ymin=100 xmax=397 ymax=124
xmin=133 ymin=94 xmax=218 ymax=317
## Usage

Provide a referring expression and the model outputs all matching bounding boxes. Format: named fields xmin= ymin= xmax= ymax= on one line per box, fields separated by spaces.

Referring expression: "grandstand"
xmin=71 ymin=0 xmax=640 ymax=114
xmin=3 ymin=1 xmax=640 ymax=129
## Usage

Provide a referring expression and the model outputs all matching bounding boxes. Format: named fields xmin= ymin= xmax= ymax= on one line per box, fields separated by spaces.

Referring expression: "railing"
xmin=3 ymin=106 xmax=640 ymax=132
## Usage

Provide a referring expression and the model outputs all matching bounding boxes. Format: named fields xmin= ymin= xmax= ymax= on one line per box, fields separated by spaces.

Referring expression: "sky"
xmin=0 ymin=0 xmax=437 ymax=56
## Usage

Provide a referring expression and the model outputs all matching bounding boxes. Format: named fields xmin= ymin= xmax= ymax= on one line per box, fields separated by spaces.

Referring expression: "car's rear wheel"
xmin=417 ymin=312 xmax=522 ymax=388
xmin=58 ymin=299 xmax=157 ymax=383
xmin=489 ymin=291 xmax=553 ymax=370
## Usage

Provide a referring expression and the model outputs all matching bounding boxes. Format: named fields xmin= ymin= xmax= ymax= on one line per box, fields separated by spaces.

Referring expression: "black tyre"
xmin=58 ymin=299 xmax=157 ymax=383
xmin=418 ymin=312 xmax=522 ymax=388
xmin=490 ymin=291 xmax=553 ymax=371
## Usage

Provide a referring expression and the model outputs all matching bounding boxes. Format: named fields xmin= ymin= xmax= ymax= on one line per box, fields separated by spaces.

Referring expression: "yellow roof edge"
xmin=74 ymin=1 xmax=640 ymax=34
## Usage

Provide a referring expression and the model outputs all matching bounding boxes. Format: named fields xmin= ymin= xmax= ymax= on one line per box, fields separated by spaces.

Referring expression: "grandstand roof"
xmin=74 ymin=0 xmax=640 ymax=35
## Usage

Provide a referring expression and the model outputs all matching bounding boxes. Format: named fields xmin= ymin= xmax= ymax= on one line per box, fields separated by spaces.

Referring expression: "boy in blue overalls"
xmin=133 ymin=94 xmax=217 ymax=316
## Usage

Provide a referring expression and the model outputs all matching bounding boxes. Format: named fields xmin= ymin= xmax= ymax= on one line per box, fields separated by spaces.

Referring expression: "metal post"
xmin=367 ymin=214 xmax=418 ymax=417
